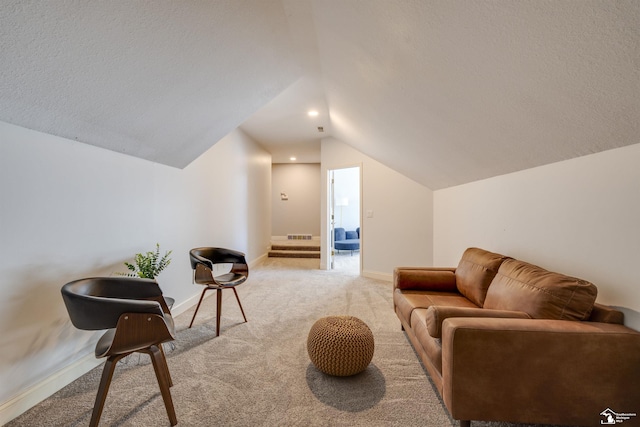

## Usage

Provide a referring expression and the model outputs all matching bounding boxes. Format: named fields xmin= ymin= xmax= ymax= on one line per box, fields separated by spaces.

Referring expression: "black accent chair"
xmin=61 ymin=277 xmax=177 ymax=427
xmin=188 ymin=247 xmax=248 ymax=336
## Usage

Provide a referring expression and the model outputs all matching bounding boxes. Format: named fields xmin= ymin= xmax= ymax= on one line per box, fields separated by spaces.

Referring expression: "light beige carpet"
xmin=7 ymin=257 xmax=562 ymax=427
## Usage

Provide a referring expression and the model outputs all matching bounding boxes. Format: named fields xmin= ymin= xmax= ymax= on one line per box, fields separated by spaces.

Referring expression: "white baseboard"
xmin=0 ymin=353 xmax=103 ymax=426
xmin=362 ymin=270 xmax=393 ymax=282
xmin=249 ymin=252 xmax=268 ymax=268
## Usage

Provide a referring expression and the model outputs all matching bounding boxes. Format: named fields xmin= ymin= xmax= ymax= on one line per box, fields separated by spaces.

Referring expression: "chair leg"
xmin=216 ymin=289 xmax=222 ymax=337
xmin=191 ymin=286 xmax=246 ymax=336
xmin=188 ymin=287 xmax=209 ymax=328
xmin=145 ymin=345 xmax=177 ymax=426
xmin=159 ymin=344 xmax=173 ymax=387
xmin=232 ymin=287 xmax=248 ymax=323
xmin=90 ymin=354 xmax=126 ymax=427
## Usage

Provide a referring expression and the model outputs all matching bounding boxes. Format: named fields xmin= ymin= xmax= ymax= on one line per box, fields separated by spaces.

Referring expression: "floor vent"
xmin=287 ymin=234 xmax=312 ymax=240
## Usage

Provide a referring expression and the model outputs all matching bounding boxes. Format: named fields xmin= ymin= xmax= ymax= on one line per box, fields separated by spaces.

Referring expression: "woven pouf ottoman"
xmin=307 ymin=315 xmax=374 ymax=376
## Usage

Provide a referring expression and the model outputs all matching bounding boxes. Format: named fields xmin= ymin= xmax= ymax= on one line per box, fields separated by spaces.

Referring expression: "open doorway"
xmin=328 ymin=166 xmax=361 ymax=273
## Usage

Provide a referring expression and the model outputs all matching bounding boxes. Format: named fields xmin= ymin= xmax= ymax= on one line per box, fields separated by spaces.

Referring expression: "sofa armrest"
xmin=393 ymin=267 xmax=457 ymax=292
xmin=441 ymin=318 xmax=640 ymax=425
xmin=426 ymin=306 xmax=530 ymax=338
xmin=589 ymin=302 xmax=624 ymax=324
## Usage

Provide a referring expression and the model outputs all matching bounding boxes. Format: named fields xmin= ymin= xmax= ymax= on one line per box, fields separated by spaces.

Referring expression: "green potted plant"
xmin=118 ymin=243 xmax=172 ymax=279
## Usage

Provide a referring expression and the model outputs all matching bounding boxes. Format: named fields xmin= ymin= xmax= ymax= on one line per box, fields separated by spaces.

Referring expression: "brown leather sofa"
xmin=393 ymin=247 xmax=640 ymax=427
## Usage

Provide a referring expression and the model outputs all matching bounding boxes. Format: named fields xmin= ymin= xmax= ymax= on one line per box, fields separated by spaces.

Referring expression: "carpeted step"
xmin=268 ymin=250 xmax=320 ymax=259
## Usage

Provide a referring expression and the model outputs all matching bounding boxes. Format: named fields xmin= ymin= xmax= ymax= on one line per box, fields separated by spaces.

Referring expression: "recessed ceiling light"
xmin=290 ymin=157 xmax=297 ymax=161
xmin=308 ymin=110 xmax=319 ymax=117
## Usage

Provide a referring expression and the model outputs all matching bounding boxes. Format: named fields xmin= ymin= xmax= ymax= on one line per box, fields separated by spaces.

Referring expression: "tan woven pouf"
xmin=307 ymin=315 xmax=374 ymax=376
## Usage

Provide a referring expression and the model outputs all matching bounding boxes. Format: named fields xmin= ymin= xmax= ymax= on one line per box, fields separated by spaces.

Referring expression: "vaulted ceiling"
xmin=1 ymin=1 xmax=638 ymax=190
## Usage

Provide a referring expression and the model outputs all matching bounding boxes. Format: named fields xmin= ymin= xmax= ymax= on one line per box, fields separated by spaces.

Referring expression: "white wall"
xmin=0 ymin=122 xmax=271 ymax=422
xmin=434 ymin=143 xmax=640 ymax=330
xmin=321 ymin=137 xmax=433 ymax=279
xmin=271 ymin=163 xmax=320 ymax=237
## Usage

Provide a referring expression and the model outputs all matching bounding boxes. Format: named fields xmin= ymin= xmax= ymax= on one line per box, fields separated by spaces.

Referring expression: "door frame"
xmin=324 ymin=163 xmax=362 ymax=273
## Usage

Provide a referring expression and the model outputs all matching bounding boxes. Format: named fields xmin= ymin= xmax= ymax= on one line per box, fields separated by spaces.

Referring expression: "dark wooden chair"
xmin=61 ymin=277 xmax=177 ymax=427
xmin=188 ymin=247 xmax=248 ymax=336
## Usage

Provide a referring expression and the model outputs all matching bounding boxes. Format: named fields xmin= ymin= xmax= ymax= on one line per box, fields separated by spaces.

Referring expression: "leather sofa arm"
xmin=441 ymin=317 xmax=640 ymax=425
xmin=393 ymin=267 xmax=457 ymax=291
xmin=426 ymin=306 xmax=531 ymax=338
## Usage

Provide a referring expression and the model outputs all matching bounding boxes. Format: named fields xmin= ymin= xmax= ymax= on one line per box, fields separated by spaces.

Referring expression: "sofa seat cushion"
xmin=455 ymin=248 xmax=511 ymax=307
xmin=394 ymin=289 xmax=478 ymax=326
xmin=334 ymin=239 xmax=360 ymax=251
xmin=411 ymin=308 xmax=444 ymax=375
xmin=484 ymin=259 xmax=598 ymax=321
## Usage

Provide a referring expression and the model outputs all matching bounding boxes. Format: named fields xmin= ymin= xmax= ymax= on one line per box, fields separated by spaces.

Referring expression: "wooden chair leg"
xmin=145 ymin=345 xmax=177 ymax=426
xmin=188 ymin=287 xmax=209 ymax=328
xmin=90 ymin=354 xmax=125 ymax=427
xmin=190 ymin=285 xmax=247 ymax=336
xmin=216 ymin=289 xmax=222 ymax=337
xmin=158 ymin=344 xmax=173 ymax=387
xmin=232 ymin=287 xmax=248 ymax=323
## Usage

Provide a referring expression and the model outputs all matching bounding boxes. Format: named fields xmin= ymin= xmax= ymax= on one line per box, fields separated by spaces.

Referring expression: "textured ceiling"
xmin=1 ymin=0 xmax=639 ymax=189
xmin=0 ymin=0 xmax=300 ymax=168
xmin=311 ymin=0 xmax=640 ymax=188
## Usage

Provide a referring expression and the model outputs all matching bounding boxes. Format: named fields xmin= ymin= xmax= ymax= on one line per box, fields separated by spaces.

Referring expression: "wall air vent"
xmin=287 ymin=234 xmax=312 ymax=240
xmin=317 ymin=126 xmax=324 ymax=132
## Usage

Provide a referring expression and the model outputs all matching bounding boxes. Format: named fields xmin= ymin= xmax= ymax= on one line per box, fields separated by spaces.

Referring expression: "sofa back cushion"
xmin=345 ymin=230 xmax=358 ymax=240
xmin=455 ymin=248 xmax=510 ymax=307
xmin=484 ymin=259 xmax=598 ymax=321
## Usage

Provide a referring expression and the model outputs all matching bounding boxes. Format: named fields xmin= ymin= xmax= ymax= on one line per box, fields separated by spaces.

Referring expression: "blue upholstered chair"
xmin=334 ymin=227 xmax=360 ymax=255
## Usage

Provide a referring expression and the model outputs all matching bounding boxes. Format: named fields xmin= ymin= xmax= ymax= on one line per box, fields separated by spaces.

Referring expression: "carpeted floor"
xmin=7 ymin=256 xmax=563 ymax=427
